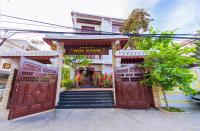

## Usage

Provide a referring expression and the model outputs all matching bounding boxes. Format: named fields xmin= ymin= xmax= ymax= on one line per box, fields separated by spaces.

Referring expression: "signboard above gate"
xmin=65 ymin=47 xmax=109 ymax=55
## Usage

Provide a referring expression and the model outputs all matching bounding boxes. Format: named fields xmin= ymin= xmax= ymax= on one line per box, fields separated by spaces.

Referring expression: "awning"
xmin=43 ymin=34 xmax=128 ymax=49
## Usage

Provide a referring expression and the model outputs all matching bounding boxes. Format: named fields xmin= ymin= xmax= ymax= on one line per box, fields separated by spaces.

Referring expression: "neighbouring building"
xmin=0 ymin=39 xmax=36 ymax=97
xmin=0 ymin=38 xmax=48 ymax=71
xmin=0 ymin=38 xmax=51 ymax=105
xmin=0 ymin=38 xmax=60 ymax=119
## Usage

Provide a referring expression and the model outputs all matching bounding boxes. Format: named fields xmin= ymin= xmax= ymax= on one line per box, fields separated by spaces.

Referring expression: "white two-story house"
xmin=71 ymin=11 xmax=124 ymax=74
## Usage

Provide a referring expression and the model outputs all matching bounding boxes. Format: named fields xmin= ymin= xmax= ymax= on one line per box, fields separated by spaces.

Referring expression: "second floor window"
xmin=81 ymin=26 xmax=95 ymax=31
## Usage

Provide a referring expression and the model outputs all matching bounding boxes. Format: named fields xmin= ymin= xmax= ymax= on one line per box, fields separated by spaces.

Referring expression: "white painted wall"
xmin=102 ymin=50 xmax=112 ymax=64
xmin=101 ymin=19 xmax=112 ymax=32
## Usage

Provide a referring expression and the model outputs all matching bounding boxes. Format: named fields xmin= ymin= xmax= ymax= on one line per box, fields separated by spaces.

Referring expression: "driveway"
xmin=0 ymin=108 xmax=200 ymax=131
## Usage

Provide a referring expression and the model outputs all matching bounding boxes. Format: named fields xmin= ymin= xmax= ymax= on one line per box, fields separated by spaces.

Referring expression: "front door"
xmin=115 ymin=65 xmax=154 ymax=109
xmin=8 ymin=58 xmax=58 ymax=120
xmin=80 ymin=69 xmax=94 ymax=88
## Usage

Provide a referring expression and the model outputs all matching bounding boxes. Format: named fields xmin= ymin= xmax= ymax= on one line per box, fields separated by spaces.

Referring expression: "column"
xmin=152 ymin=86 xmax=161 ymax=108
xmin=112 ymin=43 xmax=116 ymax=104
xmin=54 ymin=41 xmax=65 ymax=105
xmin=0 ymin=60 xmax=19 ymax=119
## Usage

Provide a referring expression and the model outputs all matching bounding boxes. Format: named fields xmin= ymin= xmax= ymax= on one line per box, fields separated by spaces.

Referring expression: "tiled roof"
xmin=44 ymin=34 xmax=128 ymax=40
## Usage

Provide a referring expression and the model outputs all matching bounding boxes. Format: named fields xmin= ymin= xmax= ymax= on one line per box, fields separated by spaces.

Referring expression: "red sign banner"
xmin=65 ymin=47 xmax=109 ymax=55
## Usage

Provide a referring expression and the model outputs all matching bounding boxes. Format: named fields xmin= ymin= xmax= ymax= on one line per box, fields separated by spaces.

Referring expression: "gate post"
xmin=0 ymin=60 xmax=19 ymax=119
xmin=112 ymin=42 xmax=117 ymax=105
xmin=55 ymin=55 xmax=63 ymax=105
xmin=0 ymin=68 xmax=14 ymax=111
xmin=53 ymin=41 xmax=65 ymax=106
xmin=152 ymin=86 xmax=161 ymax=108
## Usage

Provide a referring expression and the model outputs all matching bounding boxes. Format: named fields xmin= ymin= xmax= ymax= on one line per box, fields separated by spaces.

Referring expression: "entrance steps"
xmin=56 ymin=90 xmax=115 ymax=109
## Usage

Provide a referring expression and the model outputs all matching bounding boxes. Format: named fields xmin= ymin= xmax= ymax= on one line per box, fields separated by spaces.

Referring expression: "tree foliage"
xmin=139 ymin=28 xmax=198 ymax=96
xmin=120 ymin=8 xmax=153 ymax=49
xmin=192 ymin=40 xmax=200 ymax=62
xmin=62 ymin=66 xmax=70 ymax=81
xmin=61 ymin=66 xmax=72 ymax=89
xmin=64 ymin=55 xmax=91 ymax=71
xmin=192 ymin=30 xmax=200 ymax=64
xmin=120 ymin=8 xmax=152 ymax=33
xmin=63 ymin=55 xmax=91 ymax=88
xmin=137 ymin=28 xmax=198 ymax=107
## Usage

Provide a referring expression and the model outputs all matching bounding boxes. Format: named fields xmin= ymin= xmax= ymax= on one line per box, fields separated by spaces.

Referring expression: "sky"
xmin=1 ymin=0 xmax=200 ymax=37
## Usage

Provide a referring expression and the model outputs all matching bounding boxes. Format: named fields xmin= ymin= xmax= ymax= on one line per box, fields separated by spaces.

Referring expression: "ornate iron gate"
xmin=115 ymin=65 xmax=154 ymax=109
xmin=8 ymin=58 xmax=58 ymax=120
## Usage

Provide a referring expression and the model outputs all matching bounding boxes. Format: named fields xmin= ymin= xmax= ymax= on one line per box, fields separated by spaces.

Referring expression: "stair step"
xmin=56 ymin=103 xmax=115 ymax=109
xmin=60 ymin=94 xmax=113 ymax=98
xmin=59 ymin=98 xmax=114 ymax=102
xmin=60 ymin=92 xmax=113 ymax=95
xmin=57 ymin=90 xmax=114 ymax=109
xmin=60 ymin=91 xmax=113 ymax=95
xmin=59 ymin=97 xmax=113 ymax=101
xmin=58 ymin=100 xmax=114 ymax=105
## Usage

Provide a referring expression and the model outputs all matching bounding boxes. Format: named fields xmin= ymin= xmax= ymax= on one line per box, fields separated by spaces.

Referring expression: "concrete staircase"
xmin=56 ymin=90 xmax=115 ymax=109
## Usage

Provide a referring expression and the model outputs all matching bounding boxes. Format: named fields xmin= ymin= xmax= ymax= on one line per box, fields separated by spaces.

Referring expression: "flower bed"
xmin=92 ymin=72 xmax=112 ymax=88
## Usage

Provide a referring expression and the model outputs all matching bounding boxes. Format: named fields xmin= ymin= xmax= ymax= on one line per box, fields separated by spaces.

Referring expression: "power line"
xmin=0 ymin=27 xmax=200 ymax=40
xmin=0 ymin=20 xmax=69 ymax=29
xmin=0 ymin=13 xmax=112 ymax=34
xmin=0 ymin=13 xmax=75 ymax=29
xmin=1 ymin=13 xmax=200 ymax=36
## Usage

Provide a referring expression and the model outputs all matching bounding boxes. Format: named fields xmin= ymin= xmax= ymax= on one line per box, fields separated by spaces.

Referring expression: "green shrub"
xmin=63 ymin=79 xmax=74 ymax=90
xmin=161 ymin=107 xmax=185 ymax=112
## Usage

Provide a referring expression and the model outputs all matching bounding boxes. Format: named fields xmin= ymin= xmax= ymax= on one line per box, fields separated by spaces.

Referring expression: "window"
xmin=112 ymin=25 xmax=121 ymax=33
xmin=81 ymin=26 xmax=95 ymax=31
xmin=77 ymin=18 xmax=101 ymax=25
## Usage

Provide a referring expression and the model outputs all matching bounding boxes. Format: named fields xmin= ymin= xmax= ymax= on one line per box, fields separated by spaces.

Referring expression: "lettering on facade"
xmin=65 ymin=47 xmax=109 ymax=55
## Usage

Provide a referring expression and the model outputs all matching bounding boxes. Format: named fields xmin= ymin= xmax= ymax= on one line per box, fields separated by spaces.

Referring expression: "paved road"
xmin=0 ymin=108 xmax=200 ymax=131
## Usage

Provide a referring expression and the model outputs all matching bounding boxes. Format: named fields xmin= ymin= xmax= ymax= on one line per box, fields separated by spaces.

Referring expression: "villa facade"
xmin=0 ymin=11 xmax=199 ymax=120
xmin=71 ymin=11 xmax=124 ymax=75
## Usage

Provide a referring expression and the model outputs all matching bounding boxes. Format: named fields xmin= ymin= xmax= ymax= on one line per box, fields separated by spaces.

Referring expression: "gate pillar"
xmin=0 ymin=60 xmax=19 ymax=119
xmin=152 ymin=86 xmax=161 ymax=108
xmin=51 ymin=41 xmax=65 ymax=105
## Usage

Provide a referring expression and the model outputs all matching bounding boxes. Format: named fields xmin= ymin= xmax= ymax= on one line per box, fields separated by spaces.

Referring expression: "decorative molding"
xmin=115 ymin=50 xmax=145 ymax=57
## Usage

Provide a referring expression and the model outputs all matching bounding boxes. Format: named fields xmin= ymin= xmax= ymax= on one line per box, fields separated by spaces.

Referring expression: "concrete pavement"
xmin=0 ymin=108 xmax=200 ymax=131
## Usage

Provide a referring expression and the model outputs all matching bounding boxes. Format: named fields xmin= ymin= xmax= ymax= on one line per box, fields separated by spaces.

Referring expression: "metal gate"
xmin=8 ymin=58 xmax=58 ymax=120
xmin=115 ymin=65 xmax=154 ymax=109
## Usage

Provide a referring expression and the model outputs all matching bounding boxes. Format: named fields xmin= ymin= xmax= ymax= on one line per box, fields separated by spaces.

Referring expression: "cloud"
xmin=1 ymin=0 xmax=200 ymax=34
xmin=122 ymin=0 xmax=161 ymax=17
xmin=123 ymin=0 xmax=200 ymax=33
xmin=163 ymin=0 xmax=200 ymax=33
